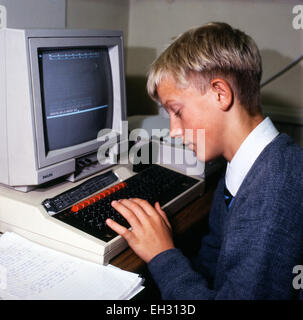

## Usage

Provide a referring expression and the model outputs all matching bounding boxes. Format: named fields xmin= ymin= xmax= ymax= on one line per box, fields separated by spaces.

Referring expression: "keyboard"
xmin=46 ymin=165 xmax=202 ymax=243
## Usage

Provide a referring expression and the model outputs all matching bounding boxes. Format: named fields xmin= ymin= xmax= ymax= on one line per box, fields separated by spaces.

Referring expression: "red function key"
xmin=114 ymin=183 xmax=124 ymax=191
xmin=84 ymin=200 xmax=91 ymax=206
xmin=71 ymin=201 xmax=88 ymax=213
xmin=91 ymin=195 xmax=100 ymax=201
xmin=71 ymin=204 xmax=80 ymax=213
xmin=70 ymin=181 xmax=127 ymax=213
xmin=89 ymin=198 xmax=96 ymax=204
xmin=104 ymin=190 xmax=111 ymax=196
xmin=78 ymin=202 xmax=85 ymax=209
xmin=98 ymin=192 xmax=106 ymax=198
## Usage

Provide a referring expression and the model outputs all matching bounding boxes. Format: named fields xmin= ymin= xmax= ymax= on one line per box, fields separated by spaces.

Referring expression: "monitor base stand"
xmin=1 ymin=184 xmax=37 ymax=193
xmin=66 ymin=152 xmax=114 ymax=183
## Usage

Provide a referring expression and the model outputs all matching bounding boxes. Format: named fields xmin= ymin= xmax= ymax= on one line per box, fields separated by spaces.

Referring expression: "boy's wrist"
xmin=145 ymin=246 xmax=176 ymax=264
xmin=147 ymin=247 xmax=178 ymax=265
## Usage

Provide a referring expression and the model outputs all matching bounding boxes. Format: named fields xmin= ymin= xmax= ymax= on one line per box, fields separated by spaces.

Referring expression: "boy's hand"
xmin=106 ymin=198 xmax=175 ymax=263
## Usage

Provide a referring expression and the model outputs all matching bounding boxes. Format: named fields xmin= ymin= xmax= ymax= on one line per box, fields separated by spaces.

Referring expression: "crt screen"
xmin=38 ymin=47 xmax=113 ymax=152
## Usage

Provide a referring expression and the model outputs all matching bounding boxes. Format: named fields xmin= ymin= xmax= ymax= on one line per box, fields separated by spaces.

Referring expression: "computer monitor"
xmin=0 ymin=28 xmax=127 ymax=191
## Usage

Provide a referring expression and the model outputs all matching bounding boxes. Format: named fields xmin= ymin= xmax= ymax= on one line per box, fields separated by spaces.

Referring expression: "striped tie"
xmin=224 ymin=185 xmax=234 ymax=210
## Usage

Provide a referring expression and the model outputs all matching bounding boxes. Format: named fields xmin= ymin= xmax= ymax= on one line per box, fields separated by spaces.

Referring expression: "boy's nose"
xmin=170 ymin=119 xmax=183 ymax=140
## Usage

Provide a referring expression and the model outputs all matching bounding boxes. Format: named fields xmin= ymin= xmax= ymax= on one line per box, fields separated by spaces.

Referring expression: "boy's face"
xmin=157 ymin=76 xmax=224 ymax=162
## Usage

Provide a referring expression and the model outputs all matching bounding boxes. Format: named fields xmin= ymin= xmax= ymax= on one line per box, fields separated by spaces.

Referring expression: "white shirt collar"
xmin=225 ymin=117 xmax=279 ymax=197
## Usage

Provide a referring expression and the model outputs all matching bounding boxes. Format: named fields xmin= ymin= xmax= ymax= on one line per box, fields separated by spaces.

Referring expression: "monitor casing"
xmin=0 ymin=28 xmax=127 ymax=190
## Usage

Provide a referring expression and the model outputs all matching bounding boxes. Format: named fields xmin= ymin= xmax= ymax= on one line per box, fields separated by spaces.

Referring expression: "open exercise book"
xmin=0 ymin=232 xmax=144 ymax=300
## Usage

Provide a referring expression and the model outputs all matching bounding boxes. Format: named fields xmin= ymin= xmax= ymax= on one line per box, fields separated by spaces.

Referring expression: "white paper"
xmin=0 ymin=232 xmax=144 ymax=300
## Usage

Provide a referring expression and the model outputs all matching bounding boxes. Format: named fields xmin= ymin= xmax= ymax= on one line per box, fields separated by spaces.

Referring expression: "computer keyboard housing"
xmin=0 ymin=164 xmax=204 ymax=265
xmin=51 ymin=164 xmax=202 ymax=243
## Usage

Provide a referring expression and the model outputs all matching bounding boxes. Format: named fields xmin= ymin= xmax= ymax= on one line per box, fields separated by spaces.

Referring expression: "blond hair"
xmin=147 ymin=22 xmax=262 ymax=115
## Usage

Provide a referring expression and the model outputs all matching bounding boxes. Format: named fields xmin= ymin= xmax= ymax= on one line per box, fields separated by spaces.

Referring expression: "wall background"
xmin=68 ymin=0 xmax=303 ymax=123
xmin=126 ymin=0 xmax=303 ymax=119
xmin=66 ymin=0 xmax=130 ymax=45
xmin=1 ymin=0 xmax=303 ymax=143
xmin=0 ymin=0 xmax=66 ymax=28
xmin=67 ymin=0 xmax=303 ymax=144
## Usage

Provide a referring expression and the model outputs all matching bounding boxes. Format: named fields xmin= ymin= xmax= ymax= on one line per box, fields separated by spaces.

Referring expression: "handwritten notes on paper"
xmin=0 ymin=232 xmax=144 ymax=300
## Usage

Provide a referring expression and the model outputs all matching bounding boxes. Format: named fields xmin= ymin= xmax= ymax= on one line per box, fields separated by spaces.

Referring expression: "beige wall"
xmin=0 ymin=0 xmax=66 ymax=28
xmin=66 ymin=0 xmax=303 ymax=132
xmin=128 ymin=0 xmax=302 ymax=67
xmin=66 ymin=0 xmax=130 ymax=44
xmin=127 ymin=0 xmax=303 ymax=119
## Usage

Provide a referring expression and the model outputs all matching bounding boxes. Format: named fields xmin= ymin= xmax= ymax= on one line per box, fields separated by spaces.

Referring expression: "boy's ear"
xmin=210 ymin=78 xmax=233 ymax=111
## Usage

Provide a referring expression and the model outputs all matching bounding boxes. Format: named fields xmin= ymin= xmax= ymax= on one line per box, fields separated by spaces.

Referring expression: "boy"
xmin=106 ymin=22 xmax=303 ymax=299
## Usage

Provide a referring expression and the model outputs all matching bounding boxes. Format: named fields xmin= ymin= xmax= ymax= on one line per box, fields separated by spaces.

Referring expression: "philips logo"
xmin=43 ymin=173 xmax=53 ymax=180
